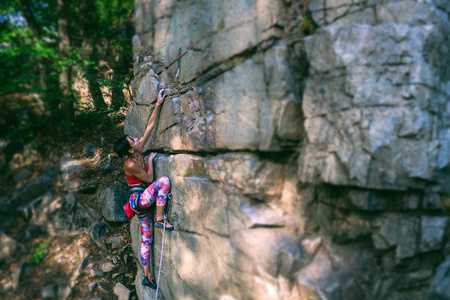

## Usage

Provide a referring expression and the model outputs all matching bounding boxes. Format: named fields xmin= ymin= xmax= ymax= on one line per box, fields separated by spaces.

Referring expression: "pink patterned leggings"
xmin=137 ymin=176 xmax=171 ymax=266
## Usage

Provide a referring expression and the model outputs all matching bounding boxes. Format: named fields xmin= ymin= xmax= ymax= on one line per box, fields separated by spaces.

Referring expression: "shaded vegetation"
xmin=0 ymin=0 xmax=134 ymax=146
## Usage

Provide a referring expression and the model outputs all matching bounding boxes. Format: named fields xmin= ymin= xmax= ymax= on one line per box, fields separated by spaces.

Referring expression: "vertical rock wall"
xmin=127 ymin=0 xmax=450 ymax=299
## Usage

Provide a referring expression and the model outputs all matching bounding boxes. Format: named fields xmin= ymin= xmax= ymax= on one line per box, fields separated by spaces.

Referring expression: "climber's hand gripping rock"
xmin=156 ymin=88 xmax=166 ymax=106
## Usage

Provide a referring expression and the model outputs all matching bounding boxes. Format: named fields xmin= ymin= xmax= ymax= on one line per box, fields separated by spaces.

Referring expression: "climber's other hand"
xmin=148 ymin=152 xmax=157 ymax=163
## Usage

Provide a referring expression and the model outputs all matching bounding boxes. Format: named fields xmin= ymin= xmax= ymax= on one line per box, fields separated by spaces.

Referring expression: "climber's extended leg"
xmin=140 ymin=213 xmax=156 ymax=289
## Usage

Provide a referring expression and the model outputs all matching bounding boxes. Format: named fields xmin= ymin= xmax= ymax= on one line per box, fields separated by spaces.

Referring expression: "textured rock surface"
xmin=300 ymin=22 xmax=450 ymax=191
xmin=428 ymin=257 xmax=450 ymax=300
xmin=127 ymin=0 xmax=450 ymax=299
xmin=99 ymin=187 xmax=129 ymax=222
xmin=0 ymin=232 xmax=17 ymax=261
xmin=32 ymin=193 xmax=95 ymax=237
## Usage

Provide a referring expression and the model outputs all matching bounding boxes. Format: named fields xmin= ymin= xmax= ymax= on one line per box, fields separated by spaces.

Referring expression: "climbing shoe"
xmin=155 ymin=219 xmax=174 ymax=231
xmin=142 ymin=276 xmax=157 ymax=289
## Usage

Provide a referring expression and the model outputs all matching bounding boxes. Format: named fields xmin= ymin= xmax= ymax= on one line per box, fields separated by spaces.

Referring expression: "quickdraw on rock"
xmin=175 ymin=47 xmax=181 ymax=78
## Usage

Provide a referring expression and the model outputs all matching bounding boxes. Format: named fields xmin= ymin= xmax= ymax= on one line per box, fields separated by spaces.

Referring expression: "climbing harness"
xmin=155 ymin=190 xmax=172 ymax=300
xmin=175 ymin=47 xmax=181 ymax=78
xmin=129 ymin=186 xmax=151 ymax=219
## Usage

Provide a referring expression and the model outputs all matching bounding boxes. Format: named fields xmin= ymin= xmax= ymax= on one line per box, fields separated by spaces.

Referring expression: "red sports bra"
xmin=125 ymin=158 xmax=148 ymax=186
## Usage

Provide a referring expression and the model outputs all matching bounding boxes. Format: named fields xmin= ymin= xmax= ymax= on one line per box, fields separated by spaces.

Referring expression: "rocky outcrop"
xmin=300 ymin=3 xmax=450 ymax=191
xmin=127 ymin=0 xmax=450 ymax=299
xmin=99 ymin=187 xmax=129 ymax=222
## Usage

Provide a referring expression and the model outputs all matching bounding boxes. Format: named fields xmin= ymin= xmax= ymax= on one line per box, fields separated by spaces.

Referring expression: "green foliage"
xmin=0 ymin=35 xmax=61 ymax=99
xmin=94 ymin=0 xmax=134 ymax=29
xmin=30 ymin=237 xmax=51 ymax=264
xmin=75 ymin=105 xmax=126 ymax=132
xmin=0 ymin=0 xmax=133 ymax=143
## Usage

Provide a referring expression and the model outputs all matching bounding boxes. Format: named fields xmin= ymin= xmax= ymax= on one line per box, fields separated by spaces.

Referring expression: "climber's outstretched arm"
xmin=139 ymin=89 xmax=166 ymax=148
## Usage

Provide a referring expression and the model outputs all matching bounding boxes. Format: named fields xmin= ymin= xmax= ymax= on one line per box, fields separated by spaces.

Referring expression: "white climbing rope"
xmin=155 ymin=214 xmax=166 ymax=300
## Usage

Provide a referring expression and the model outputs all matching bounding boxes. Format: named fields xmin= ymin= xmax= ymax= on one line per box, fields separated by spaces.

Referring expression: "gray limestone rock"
xmin=423 ymin=193 xmax=442 ymax=209
xmin=99 ymin=154 xmax=113 ymax=171
xmin=41 ymin=284 xmax=57 ymax=299
xmin=114 ymin=282 xmax=131 ymax=300
xmin=373 ymin=216 xmax=421 ymax=263
xmin=90 ymin=223 xmax=106 ymax=250
xmin=99 ymin=187 xmax=129 ymax=222
xmin=82 ymin=144 xmax=98 ymax=157
xmin=135 ymin=70 xmax=160 ymax=105
xmin=90 ymin=269 xmax=104 ymax=278
xmin=100 ymin=261 xmax=117 ymax=273
xmin=420 ymin=217 xmax=449 ymax=253
xmin=13 ymin=168 xmax=32 ymax=183
xmin=60 ymin=153 xmax=85 ymax=193
xmin=79 ymin=244 xmax=90 ymax=259
xmin=43 ymin=193 xmax=94 ymax=236
xmin=112 ymin=255 xmax=119 ymax=265
xmin=105 ymin=235 xmax=124 ymax=249
xmin=208 ymin=153 xmax=285 ymax=202
xmin=128 ymin=0 xmax=450 ymax=299
xmin=60 ymin=152 xmax=84 ymax=174
xmin=58 ymin=286 xmax=72 ymax=299
xmin=12 ymin=172 xmax=55 ymax=206
xmin=296 ymin=247 xmax=342 ymax=300
xmin=90 ymin=223 xmax=105 ymax=240
xmin=88 ymin=282 xmax=97 ymax=292
xmin=18 ymin=197 xmax=43 ymax=220
xmin=13 ymin=262 xmax=27 ymax=290
xmin=0 ymin=232 xmax=17 ymax=261
xmin=79 ymin=258 xmax=88 ymax=272
xmin=231 ymin=228 xmax=307 ymax=278
xmin=300 ymin=21 xmax=450 ymax=192
xmin=428 ymin=257 xmax=450 ymax=300
xmin=66 ymin=180 xmax=99 ymax=194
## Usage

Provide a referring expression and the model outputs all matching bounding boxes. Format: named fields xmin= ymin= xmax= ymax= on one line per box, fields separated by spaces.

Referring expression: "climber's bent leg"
xmin=155 ymin=176 xmax=170 ymax=207
xmin=139 ymin=176 xmax=171 ymax=209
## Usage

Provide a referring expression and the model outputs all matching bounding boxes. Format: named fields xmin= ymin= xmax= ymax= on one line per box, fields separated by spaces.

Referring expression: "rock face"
xmin=99 ymin=187 xmax=129 ymax=222
xmin=127 ymin=0 xmax=450 ymax=299
xmin=34 ymin=193 xmax=95 ymax=236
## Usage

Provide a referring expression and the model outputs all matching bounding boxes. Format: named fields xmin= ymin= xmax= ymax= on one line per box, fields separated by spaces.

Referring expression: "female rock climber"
xmin=113 ymin=89 xmax=174 ymax=289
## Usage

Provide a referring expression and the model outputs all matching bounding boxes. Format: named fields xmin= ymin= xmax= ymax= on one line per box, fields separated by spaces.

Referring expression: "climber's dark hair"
xmin=113 ymin=135 xmax=131 ymax=157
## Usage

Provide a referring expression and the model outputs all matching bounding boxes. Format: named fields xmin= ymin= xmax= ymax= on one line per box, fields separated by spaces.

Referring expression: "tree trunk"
xmin=15 ymin=0 xmax=41 ymax=39
xmin=88 ymin=43 xmax=107 ymax=110
xmin=57 ymin=0 xmax=74 ymax=124
xmin=16 ymin=0 xmax=51 ymax=112
xmin=111 ymin=72 xmax=126 ymax=110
